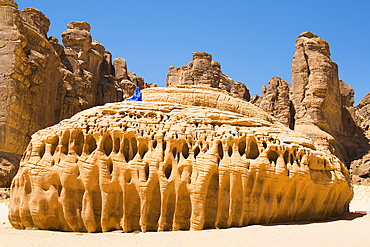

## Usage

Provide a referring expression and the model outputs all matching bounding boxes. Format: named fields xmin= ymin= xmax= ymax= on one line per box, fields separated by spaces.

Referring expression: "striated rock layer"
xmin=9 ymin=87 xmax=352 ymax=233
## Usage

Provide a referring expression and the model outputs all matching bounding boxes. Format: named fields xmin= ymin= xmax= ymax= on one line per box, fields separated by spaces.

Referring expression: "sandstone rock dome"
xmin=9 ymin=86 xmax=353 ymax=232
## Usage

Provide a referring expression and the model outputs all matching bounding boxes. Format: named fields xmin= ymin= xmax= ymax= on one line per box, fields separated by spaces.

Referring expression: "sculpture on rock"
xmin=126 ymin=87 xmax=142 ymax=101
xmin=9 ymin=86 xmax=353 ymax=233
xmin=166 ymin=52 xmax=250 ymax=101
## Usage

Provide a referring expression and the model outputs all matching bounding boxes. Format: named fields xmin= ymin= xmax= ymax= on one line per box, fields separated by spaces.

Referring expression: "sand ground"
xmin=1 ymin=185 xmax=369 ymax=247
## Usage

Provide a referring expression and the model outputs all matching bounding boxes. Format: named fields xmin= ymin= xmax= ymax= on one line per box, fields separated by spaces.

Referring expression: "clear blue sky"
xmin=16 ymin=0 xmax=370 ymax=105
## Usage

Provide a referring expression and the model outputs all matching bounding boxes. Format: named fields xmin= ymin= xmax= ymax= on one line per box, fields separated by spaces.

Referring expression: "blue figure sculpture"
xmin=126 ymin=87 xmax=142 ymax=101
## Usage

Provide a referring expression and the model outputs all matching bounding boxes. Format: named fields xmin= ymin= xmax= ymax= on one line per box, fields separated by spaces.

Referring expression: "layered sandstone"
xmin=251 ymin=77 xmax=294 ymax=129
xmin=0 ymin=1 xmax=62 ymax=186
xmin=291 ymin=31 xmax=341 ymax=135
xmin=290 ymin=32 xmax=369 ymax=165
xmin=290 ymin=31 xmax=343 ymax=159
xmin=166 ymin=52 xmax=250 ymax=101
xmin=9 ymin=87 xmax=353 ymax=233
xmin=0 ymin=1 xmax=155 ymax=186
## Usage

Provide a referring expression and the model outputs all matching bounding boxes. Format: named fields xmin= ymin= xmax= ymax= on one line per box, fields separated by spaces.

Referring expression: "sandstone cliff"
xmin=166 ymin=52 xmax=250 ymax=101
xmin=9 ymin=86 xmax=352 ymax=232
xmin=0 ymin=0 xmax=155 ymax=187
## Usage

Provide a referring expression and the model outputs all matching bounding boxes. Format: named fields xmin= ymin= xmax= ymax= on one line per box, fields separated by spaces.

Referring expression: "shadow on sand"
xmin=259 ymin=212 xmax=367 ymax=227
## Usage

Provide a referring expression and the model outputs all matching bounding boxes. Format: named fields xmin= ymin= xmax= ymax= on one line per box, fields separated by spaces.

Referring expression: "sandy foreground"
xmin=0 ymin=185 xmax=369 ymax=247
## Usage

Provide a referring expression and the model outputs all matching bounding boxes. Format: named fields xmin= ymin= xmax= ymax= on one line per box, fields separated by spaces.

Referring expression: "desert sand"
xmin=1 ymin=185 xmax=369 ymax=247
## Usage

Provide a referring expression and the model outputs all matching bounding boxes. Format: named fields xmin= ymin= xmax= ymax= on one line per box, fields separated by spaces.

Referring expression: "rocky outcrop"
xmin=350 ymin=152 xmax=370 ymax=185
xmin=0 ymin=0 xmax=155 ymax=186
xmin=0 ymin=151 xmax=20 ymax=187
xmin=348 ymin=91 xmax=370 ymax=185
xmin=166 ymin=52 xmax=250 ymax=101
xmin=291 ymin=31 xmax=342 ymax=135
xmin=0 ymin=1 xmax=64 ymax=187
xmin=289 ymin=32 xmax=369 ymax=165
xmin=9 ymin=87 xmax=353 ymax=233
xmin=337 ymin=80 xmax=369 ymax=163
xmin=355 ymin=92 xmax=370 ymax=138
xmin=251 ymin=77 xmax=294 ymax=129
xmin=57 ymin=21 xmax=155 ymax=119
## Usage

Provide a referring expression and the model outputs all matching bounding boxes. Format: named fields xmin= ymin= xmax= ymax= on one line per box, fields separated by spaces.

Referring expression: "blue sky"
xmin=16 ymin=0 xmax=370 ymax=104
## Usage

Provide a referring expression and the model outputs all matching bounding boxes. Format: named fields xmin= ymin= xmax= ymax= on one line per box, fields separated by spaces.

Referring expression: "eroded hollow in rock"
xmin=247 ymin=139 xmax=259 ymax=159
xmin=238 ymin=140 xmax=246 ymax=157
xmin=75 ymin=132 xmax=84 ymax=156
xmin=114 ymin=138 xmax=120 ymax=153
xmin=103 ymin=135 xmax=113 ymax=156
xmin=87 ymin=135 xmax=97 ymax=154
xmin=123 ymin=138 xmax=130 ymax=162
xmin=268 ymin=150 xmax=278 ymax=164
xmin=182 ymin=143 xmax=189 ymax=159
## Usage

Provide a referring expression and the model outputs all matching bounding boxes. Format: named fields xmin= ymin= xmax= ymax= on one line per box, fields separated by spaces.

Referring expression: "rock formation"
xmin=0 ymin=1 xmax=61 ymax=186
xmin=291 ymin=31 xmax=342 ymax=135
xmin=9 ymin=86 xmax=352 ymax=233
xmin=166 ymin=52 xmax=250 ymax=101
xmin=288 ymin=31 xmax=369 ymax=165
xmin=348 ymin=91 xmax=370 ymax=185
xmin=251 ymin=77 xmax=294 ymax=129
xmin=290 ymin=31 xmax=345 ymax=160
xmin=0 ymin=0 xmax=155 ymax=186
xmin=350 ymin=152 xmax=370 ymax=185
xmin=355 ymin=92 xmax=370 ymax=138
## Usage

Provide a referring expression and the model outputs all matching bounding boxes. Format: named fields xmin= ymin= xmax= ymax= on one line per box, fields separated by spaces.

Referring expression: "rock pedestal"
xmin=9 ymin=87 xmax=353 ymax=233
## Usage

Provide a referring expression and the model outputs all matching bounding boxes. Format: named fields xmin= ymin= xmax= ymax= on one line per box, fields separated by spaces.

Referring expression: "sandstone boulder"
xmin=166 ymin=52 xmax=250 ymax=101
xmin=9 ymin=87 xmax=353 ymax=233
xmin=113 ymin=58 xmax=128 ymax=80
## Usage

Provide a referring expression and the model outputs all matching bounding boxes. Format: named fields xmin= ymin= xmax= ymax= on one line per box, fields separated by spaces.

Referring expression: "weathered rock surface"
xmin=337 ymin=80 xmax=369 ymax=164
xmin=355 ymin=92 xmax=370 ymax=138
xmin=291 ymin=31 xmax=341 ymax=135
xmin=0 ymin=151 xmax=20 ymax=187
xmin=251 ymin=77 xmax=294 ymax=129
xmin=289 ymin=32 xmax=369 ymax=165
xmin=0 ymin=0 xmax=155 ymax=186
xmin=350 ymin=152 xmax=370 ymax=185
xmin=166 ymin=52 xmax=250 ymax=101
xmin=349 ymin=91 xmax=370 ymax=185
xmin=9 ymin=87 xmax=352 ymax=233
